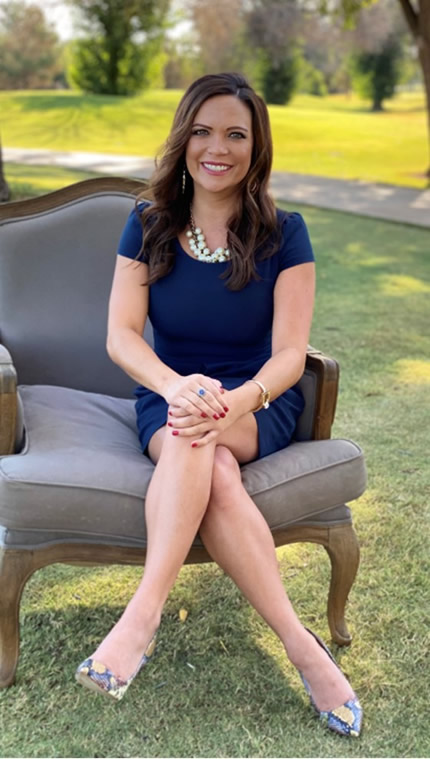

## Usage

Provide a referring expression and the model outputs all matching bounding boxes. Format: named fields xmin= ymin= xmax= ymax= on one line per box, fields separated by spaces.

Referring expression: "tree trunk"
xmin=397 ymin=0 xmax=430 ymax=181
xmin=0 ymin=139 xmax=10 ymax=203
xmin=417 ymin=20 xmax=430 ymax=179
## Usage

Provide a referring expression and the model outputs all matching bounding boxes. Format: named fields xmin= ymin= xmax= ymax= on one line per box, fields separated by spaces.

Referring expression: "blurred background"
xmin=0 ymin=0 xmax=428 ymax=201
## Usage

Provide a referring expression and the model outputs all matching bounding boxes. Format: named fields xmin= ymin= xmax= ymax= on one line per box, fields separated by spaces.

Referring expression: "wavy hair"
xmin=136 ymin=72 xmax=280 ymax=290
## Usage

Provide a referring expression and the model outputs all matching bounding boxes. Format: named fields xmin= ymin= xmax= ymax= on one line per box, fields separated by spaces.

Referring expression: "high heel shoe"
xmin=299 ymin=628 xmax=363 ymax=737
xmin=75 ymin=632 xmax=157 ymax=701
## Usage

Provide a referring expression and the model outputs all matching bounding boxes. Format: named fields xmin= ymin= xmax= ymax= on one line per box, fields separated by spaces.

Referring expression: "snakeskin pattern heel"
xmin=299 ymin=628 xmax=363 ymax=737
xmin=75 ymin=632 xmax=157 ymax=701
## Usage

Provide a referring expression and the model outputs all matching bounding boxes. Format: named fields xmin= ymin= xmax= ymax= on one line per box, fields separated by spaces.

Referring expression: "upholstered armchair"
xmin=0 ymin=178 xmax=366 ymax=689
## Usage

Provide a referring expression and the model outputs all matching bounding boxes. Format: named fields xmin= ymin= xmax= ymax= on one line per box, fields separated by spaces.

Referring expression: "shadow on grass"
xmin=2 ymin=564 xmax=318 ymax=758
xmin=15 ymin=93 xmax=127 ymax=111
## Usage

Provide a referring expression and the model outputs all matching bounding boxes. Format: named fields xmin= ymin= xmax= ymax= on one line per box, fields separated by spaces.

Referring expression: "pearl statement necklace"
xmin=186 ymin=212 xmax=231 ymax=263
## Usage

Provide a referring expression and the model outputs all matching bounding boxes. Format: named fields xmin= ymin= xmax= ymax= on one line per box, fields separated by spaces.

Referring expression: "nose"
xmin=207 ymin=135 xmax=229 ymax=156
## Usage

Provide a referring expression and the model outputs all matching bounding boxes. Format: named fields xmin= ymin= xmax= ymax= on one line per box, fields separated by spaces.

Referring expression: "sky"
xmin=33 ymin=0 xmax=75 ymax=40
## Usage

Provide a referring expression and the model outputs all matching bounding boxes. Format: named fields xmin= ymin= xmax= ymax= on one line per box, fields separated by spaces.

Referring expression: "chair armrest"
xmin=305 ymin=346 xmax=339 ymax=440
xmin=0 ymin=344 xmax=18 ymax=455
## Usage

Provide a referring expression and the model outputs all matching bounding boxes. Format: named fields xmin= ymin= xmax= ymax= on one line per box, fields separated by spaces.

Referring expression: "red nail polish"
xmin=220 ymin=388 xmax=225 ymax=394
xmin=220 ymin=412 xmax=225 ymax=418
xmin=172 ymin=430 xmax=179 ymax=436
xmin=213 ymin=414 xmax=219 ymax=420
xmin=201 ymin=412 xmax=208 ymax=418
xmin=191 ymin=442 xmax=198 ymax=448
xmin=224 ymin=406 xmax=229 ymax=412
xmin=168 ymin=422 xmax=173 ymax=427
xmin=168 ymin=411 xmax=173 ymax=416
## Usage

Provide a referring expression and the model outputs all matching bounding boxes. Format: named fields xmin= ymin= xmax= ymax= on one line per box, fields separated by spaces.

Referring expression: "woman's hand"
xmin=167 ymin=389 xmax=245 ymax=448
xmin=164 ymin=373 xmax=227 ymax=421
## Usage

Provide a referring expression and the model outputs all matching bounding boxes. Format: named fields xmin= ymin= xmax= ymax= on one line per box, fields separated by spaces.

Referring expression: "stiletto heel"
xmin=299 ymin=628 xmax=363 ymax=737
xmin=75 ymin=632 xmax=157 ymax=701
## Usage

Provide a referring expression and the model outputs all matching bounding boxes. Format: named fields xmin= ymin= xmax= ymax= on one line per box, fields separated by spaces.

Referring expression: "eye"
xmin=191 ymin=128 xmax=209 ymax=136
xmin=229 ymin=132 xmax=246 ymax=139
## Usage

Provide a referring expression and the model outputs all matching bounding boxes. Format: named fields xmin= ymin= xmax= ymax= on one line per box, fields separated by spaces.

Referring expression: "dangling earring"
xmin=182 ymin=166 xmax=186 ymax=194
xmin=250 ymin=180 xmax=258 ymax=194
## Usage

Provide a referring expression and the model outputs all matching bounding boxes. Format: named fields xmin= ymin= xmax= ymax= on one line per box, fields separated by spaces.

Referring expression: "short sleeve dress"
xmin=117 ymin=204 xmax=315 ymax=460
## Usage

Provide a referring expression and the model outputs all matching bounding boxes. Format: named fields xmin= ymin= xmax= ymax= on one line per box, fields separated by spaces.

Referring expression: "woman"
xmin=75 ymin=72 xmax=362 ymax=737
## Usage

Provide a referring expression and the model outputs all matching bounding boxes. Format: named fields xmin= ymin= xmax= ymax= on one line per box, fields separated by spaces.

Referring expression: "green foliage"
xmin=298 ymin=58 xmax=327 ymax=97
xmin=260 ymin=53 xmax=299 ymax=105
xmin=68 ymin=0 xmax=169 ymax=95
xmin=70 ymin=37 xmax=152 ymax=95
xmin=350 ymin=38 xmax=403 ymax=110
xmin=0 ymin=1 xmax=62 ymax=89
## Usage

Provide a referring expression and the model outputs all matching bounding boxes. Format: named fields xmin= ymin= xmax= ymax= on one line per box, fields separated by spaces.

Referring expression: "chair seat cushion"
xmin=0 ymin=386 xmax=366 ymax=549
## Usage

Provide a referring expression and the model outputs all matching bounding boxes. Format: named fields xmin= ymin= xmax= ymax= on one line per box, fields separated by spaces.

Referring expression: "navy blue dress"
xmin=117 ymin=204 xmax=315 ymax=459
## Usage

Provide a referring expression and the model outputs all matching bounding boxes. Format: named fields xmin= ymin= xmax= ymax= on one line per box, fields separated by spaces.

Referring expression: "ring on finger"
xmin=197 ymin=388 xmax=206 ymax=396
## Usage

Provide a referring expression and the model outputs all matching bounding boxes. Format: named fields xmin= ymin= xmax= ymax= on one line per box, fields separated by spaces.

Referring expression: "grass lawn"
xmin=4 ymin=162 xmax=103 ymax=201
xmin=0 ymin=186 xmax=428 ymax=757
xmin=1 ymin=88 xmax=428 ymax=188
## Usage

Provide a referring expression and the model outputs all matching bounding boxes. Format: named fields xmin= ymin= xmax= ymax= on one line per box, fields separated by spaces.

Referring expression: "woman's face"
xmin=185 ymin=95 xmax=253 ymax=198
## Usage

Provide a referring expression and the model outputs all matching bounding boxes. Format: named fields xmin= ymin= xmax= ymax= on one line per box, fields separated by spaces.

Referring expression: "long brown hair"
xmin=136 ymin=72 xmax=280 ymax=290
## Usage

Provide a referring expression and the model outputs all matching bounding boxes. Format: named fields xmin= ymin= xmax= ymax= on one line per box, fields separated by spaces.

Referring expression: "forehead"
xmin=193 ymin=95 xmax=252 ymax=128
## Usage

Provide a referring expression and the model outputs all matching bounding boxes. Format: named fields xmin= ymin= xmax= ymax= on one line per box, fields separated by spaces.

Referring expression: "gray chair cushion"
xmin=0 ymin=386 xmax=366 ymax=550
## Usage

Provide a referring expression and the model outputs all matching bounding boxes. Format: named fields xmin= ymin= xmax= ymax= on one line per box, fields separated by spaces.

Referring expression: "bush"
xmin=298 ymin=58 xmax=327 ymax=96
xmin=349 ymin=38 xmax=403 ymax=111
xmin=261 ymin=54 xmax=299 ymax=105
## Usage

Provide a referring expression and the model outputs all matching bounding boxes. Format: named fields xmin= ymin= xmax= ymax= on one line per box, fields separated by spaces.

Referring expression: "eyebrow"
xmin=192 ymin=122 xmax=249 ymax=132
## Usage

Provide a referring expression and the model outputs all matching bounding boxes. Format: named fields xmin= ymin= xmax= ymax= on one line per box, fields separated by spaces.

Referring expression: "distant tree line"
xmin=0 ymin=0 xmax=421 ymax=107
xmin=0 ymin=0 xmax=429 ymax=180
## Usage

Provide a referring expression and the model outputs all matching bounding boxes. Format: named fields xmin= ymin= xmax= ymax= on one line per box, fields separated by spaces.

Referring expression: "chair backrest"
xmin=0 ymin=179 xmax=150 ymax=398
xmin=0 ymin=178 xmax=321 ymax=440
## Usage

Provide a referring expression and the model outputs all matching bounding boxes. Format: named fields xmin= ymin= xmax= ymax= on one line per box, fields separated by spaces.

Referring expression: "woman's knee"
xmin=208 ymin=445 xmax=242 ymax=508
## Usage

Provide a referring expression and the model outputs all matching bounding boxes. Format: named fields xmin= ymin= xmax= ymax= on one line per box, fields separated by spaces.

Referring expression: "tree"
xmin=299 ymin=15 xmax=352 ymax=92
xmin=316 ymin=0 xmax=430 ymax=180
xmin=350 ymin=38 xmax=403 ymax=109
xmin=0 ymin=1 xmax=61 ymax=89
xmin=260 ymin=53 xmax=300 ymax=104
xmin=0 ymin=139 xmax=10 ymax=203
xmin=348 ymin=1 xmax=405 ymax=110
xmin=246 ymin=0 xmax=301 ymax=104
xmin=187 ymin=0 xmax=246 ymax=76
xmin=68 ymin=0 xmax=170 ymax=95
xmin=397 ymin=0 xmax=430 ymax=177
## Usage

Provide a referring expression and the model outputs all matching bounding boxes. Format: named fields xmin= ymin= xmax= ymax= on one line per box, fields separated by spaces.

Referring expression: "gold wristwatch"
xmin=246 ymin=379 xmax=271 ymax=411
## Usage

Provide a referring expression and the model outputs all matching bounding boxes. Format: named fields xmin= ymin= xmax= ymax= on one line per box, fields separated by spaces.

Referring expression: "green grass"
xmin=4 ymin=162 xmax=102 ymax=200
xmin=0 ymin=199 xmax=429 ymax=757
xmin=1 ymin=88 xmax=428 ymax=187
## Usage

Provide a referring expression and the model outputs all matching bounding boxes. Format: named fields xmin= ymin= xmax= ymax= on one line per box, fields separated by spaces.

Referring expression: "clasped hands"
xmin=164 ymin=373 xmax=237 ymax=448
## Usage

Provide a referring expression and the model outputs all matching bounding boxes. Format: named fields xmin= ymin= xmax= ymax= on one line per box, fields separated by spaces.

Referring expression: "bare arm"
xmin=107 ymin=256 xmax=225 ymax=415
xmin=107 ymin=256 xmax=178 ymax=393
xmin=230 ymin=261 xmax=316 ymax=414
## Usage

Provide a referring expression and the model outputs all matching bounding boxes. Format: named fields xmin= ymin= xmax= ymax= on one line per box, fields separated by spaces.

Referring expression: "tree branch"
xmin=397 ymin=0 xmax=419 ymax=38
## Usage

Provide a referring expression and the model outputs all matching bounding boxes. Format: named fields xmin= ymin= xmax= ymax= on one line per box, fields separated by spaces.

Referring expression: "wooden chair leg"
xmin=0 ymin=548 xmax=36 ymax=688
xmin=324 ymin=523 xmax=360 ymax=646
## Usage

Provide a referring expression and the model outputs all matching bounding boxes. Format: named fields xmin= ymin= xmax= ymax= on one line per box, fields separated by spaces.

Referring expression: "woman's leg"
xmin=198 ymin=445 xmax=355 ymax=712
xmin=87 ymin=414 xmax=259 ymax=680
xmin=89 ymin=428 xmax=216 ymax=679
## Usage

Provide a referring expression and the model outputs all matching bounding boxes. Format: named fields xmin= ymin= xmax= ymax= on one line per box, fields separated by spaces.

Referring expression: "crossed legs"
xmin=88 ymin=421 xmax=354 ymax=712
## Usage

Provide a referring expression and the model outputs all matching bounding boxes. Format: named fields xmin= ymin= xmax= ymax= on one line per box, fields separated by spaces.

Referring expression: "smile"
xmin=201 ymin=163 xmax=232 ymax=174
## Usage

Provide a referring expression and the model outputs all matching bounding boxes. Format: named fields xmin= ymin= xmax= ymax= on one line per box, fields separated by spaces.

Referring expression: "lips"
xmin=201 ymin=162 xmax=232 ymax=175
